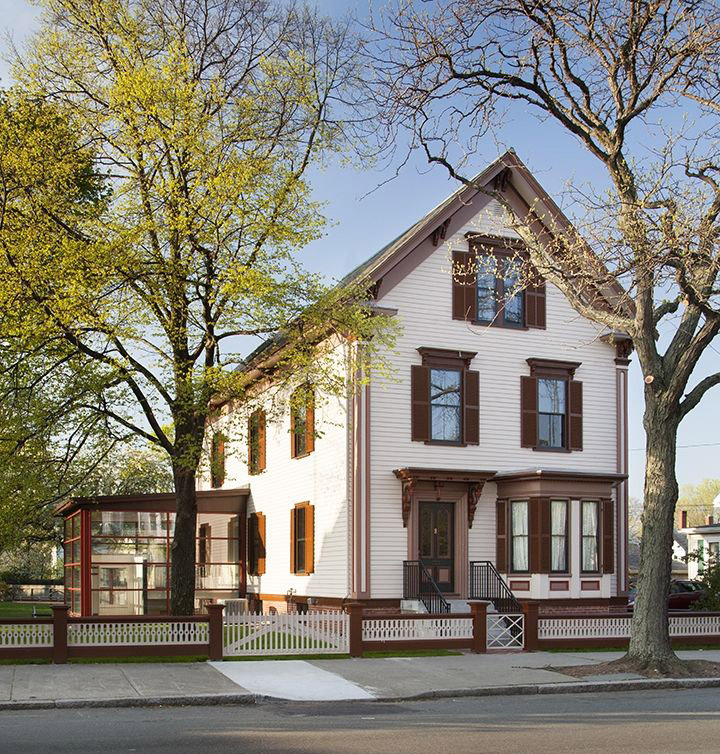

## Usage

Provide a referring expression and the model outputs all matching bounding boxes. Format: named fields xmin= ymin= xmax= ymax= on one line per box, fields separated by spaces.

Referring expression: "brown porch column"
xmin=207 ymin=603 xmax=225 ymax=661
xmin=346 ymin=601 xmax=364 ymax=657
xmin=468 ymin=600 xmax=489 ymax=653
xmin=52 ymin=604 xmax=69 ymax=664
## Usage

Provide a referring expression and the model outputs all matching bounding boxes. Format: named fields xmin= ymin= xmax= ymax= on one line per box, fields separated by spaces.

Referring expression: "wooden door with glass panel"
xmin=418 ymin=502 xmax=454 ymax=592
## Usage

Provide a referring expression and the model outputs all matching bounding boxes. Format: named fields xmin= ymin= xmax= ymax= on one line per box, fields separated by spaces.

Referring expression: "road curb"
xmin=2 ymin=677 xmax=720 ymax=710
xmin=376 ymin=676 xmax=720 ymax=703
xmin=0 ymin=692 xmax=257 ymax=712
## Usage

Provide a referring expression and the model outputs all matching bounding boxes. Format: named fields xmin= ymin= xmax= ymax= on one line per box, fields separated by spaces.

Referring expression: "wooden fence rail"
xmin=0 ymin=604 xmax=225 ymax=662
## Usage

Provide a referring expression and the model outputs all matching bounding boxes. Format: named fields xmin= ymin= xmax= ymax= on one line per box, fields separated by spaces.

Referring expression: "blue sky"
xmin=2 ymin=0 xmax=719 ymax=500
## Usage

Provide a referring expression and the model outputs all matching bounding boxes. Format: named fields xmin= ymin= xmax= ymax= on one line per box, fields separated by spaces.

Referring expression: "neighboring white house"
xmin=679 ymin=493 xmax=720 ymax=580
xmin=199 ymin=151 xmax=631 ymax=614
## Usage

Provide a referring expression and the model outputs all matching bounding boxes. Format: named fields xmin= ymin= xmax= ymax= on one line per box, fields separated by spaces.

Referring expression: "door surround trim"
xmin=407 ymin=481 xmax=469 ymax=598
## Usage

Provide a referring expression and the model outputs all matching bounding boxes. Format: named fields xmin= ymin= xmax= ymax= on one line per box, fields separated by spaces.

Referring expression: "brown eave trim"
xmin=491 ymin=469 xmax=627 ymax=485
xmin=394 ymin=467 xmax=497 ymax=484
xmin=55 ymin=487 xmax=250 ymax=516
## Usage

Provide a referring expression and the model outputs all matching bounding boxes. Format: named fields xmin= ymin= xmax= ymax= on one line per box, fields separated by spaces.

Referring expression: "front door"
xmin=418 ymin=502 xmax=454 ymax=592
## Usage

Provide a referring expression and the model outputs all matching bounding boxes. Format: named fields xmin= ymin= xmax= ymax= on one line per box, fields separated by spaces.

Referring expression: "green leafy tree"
xmin=1 ymin=1 xmax=393 ymax=614
xmin=678 ymin=479 xmax=720 ymax=526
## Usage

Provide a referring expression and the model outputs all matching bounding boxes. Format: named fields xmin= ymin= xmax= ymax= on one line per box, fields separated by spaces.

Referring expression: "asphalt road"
xmin=1 ymin=688 xmax=719 ymax=754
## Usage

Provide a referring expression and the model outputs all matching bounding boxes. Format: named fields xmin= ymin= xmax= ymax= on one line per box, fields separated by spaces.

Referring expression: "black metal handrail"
xmin=403 ymin=560 xmax=451 ymax=614
xmin=469 ymin=561 xmax=522 ymax=614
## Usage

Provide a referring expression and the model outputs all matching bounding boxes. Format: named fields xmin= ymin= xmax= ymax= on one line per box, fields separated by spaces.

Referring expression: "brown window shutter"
xmin=411 ymin=365 xmax=430 ymax=441
xmin=248 ymin=415 xmax=255 ymax=474
xmin=568 ymin=380 xmax=583 ymax=451
xmin=538 ymin=497 xmax=551 ymax=573
xmin=463 ymin=369 xmax=480 ymax=445
xmin=211 ymin=433 xmax=225 ymax=488
xmin=305 ymin=393 xmax=315 ymax=454
xmin=525 ymin=266 xmax=546 ymax=329
xmin=496 ymin=499 xmax=508 ymax=573
xmin=257 ymin=512 xmax=266 ymax=576
xmin=529 ymin=500 xmax=542 ymax=573
xmin=305 ymin=504 xmax=315 ymax=574
xmin=290 ymin=507 xmax=296 ymax=574
xmin=452 ymin=250 xmax=477 ymax=321
xmin=289 ymin=400 xmax=296 ymax=458
xmin=602 ymin=498 xmax=614 ymax=573
xmin=258 ymin=411 xmax=266 ymax=471
xmin=248 ymin=514 xmax=256 ymax=574
xmin=520 ymin=376 xmax=538 ymax=448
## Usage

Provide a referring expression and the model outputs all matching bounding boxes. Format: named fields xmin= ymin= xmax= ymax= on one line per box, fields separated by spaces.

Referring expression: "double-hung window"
xmin=476 ymin=253 xmax=525 ymax=326
xmin=429 ymin=368 xmax=462 ymax=442
xmin=550 ymin=500 xmax=568 ymax=572
xmin=510 ymin=500 xmax=529 ymax=572
xmin=581 ymin=501 xmax=600 ymax=572
xmin=290 ymin=387 xmax=314 ymax=458
xmin=538 ymin=378 xmax=566 ymax=449
xmin=290 ymin=502 xmax=314 ymax=574
xmin=411 ymin=348 xmax=479 ymax=445
xmin=521 ymin=359 xmax=583 ymax=452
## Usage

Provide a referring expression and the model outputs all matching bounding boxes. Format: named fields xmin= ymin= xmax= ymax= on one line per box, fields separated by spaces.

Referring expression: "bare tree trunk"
xmin=627 ymin=398 xmax=681 ymax=670
xmin=170 ymin=465 xmax=197 ymax=615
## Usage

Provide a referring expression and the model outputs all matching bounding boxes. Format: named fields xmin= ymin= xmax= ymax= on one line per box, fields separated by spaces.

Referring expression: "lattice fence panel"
xmin=669 ymin=614 xmax=720 ymax=637
xmin=487 ymin=614 xmax=524 ymax=649
xmin=362 ymin=617 xmax=473 ymax=642
xmin=538 ymin=616 xmax=632 ymax=640
xmin=0 ymin=623 xmax=53 ymax=647
xmin=68 ymin=621 xmax=209 ymax=647
xmin=224 ymin=611 xmax=348 ymax=656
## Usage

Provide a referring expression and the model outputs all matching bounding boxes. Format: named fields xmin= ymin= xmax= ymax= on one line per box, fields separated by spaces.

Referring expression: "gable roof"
xmin=341 ymin=149 xmax=628 ymax=316
xmin=234 ymin=149 xmax=626 ymax=380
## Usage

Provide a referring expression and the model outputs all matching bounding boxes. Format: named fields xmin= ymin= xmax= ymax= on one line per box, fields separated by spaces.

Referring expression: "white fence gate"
xmin=487 ymin=613 xmax=525 ymax=649
xmin=224 ymin=611 xmax=349 ymax=656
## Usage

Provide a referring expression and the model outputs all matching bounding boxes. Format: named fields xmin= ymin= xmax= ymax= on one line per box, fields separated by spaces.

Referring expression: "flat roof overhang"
xmin=56 ymin=487 xmax=250 ymax=517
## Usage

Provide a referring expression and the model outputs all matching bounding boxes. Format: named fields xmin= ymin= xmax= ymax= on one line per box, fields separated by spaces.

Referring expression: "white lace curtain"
xmin=551 ymin=500 xmax=567 ymax=571
xmin=511 ymin=501 xmax=529 ymax=571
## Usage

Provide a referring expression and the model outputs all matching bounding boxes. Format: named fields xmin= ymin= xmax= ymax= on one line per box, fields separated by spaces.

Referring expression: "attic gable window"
xmin=452 ymin=239 xmax=546 ymax=329
xmin=476 ymin=253 xmax=525 ymax=326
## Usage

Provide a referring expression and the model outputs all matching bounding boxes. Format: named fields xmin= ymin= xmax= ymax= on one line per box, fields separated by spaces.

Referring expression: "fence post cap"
xmin=51 ymin=604 xmax=70 ymax=614
xmin=467 ymin=600 xmax=490 ymax=612
xmin=206 ymin=602 xmax=225 ymax=613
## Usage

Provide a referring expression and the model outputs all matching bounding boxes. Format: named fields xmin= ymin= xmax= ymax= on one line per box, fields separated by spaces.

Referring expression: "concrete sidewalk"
xmin=2 ymin=650 xmax=720 ymax=709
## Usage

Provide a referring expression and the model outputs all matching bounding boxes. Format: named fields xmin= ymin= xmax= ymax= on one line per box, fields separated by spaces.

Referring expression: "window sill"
xmin=248 ymin=469 xmax=266 ymax=476
xmin=423 ymin=440 xmax=468 ymax=447
xmin=532 ymin=446 xmax=572 ymax=453
xmin=291 ymin=451 xmax=314 ymax=460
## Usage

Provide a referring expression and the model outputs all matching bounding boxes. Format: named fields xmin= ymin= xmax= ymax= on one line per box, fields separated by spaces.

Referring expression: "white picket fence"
xmin=0 ymin=622 xmax=54 ymax=648
xmin=68 ymin=620 xmax=209 ymax=647
xmin=224 ymin=611 xmax=348 ymax=656
xmin=362 ymin=616 xmax=473 ymax=642
xmin=538 ymin=613 xmax=720 ymax=641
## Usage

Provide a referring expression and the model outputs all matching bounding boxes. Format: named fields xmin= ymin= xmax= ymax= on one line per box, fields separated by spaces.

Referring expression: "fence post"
xmin=51 ymin=604 xmax=69 ymax=664
xmin=346 ymin=601 xmax=364 ymax=657
xmin=207 ymin=603 xmax=225 ymax=661
xmin=468 ymin=600 xmax=489 ymax=653
xmin=521 ymin=600 xmax=539 ymax=651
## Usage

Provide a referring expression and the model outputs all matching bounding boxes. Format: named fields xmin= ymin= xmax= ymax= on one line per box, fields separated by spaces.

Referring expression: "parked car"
xmin=627 ymin=580 xmax=705 ymax=611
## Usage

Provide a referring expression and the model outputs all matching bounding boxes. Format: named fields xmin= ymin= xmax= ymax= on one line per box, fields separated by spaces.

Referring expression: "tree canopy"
xmin=1 ymin=0 xmax=394 ymax=613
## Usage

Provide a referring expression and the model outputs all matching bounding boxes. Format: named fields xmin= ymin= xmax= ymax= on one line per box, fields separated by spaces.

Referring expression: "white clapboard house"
xmin=196 ymin=150 xmax=631 ymax=617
